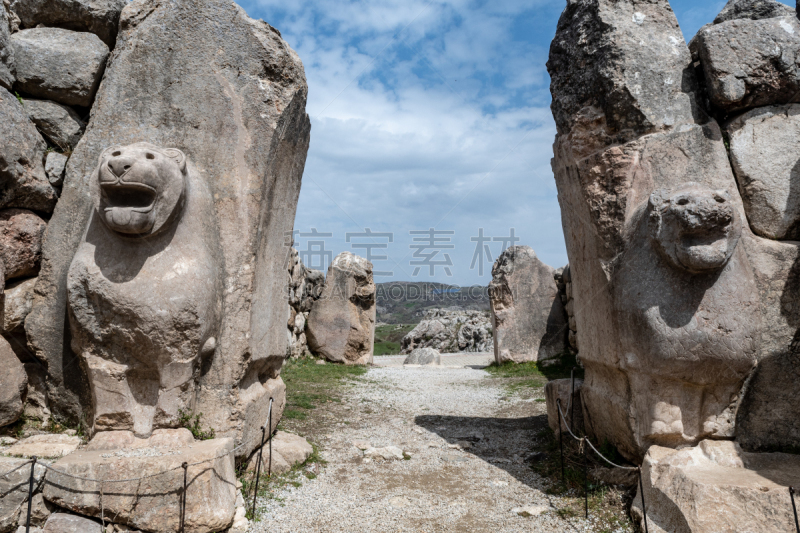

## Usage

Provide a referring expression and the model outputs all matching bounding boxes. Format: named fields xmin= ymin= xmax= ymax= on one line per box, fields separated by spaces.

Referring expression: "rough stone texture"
xmin=24 ymin=99 xmax=85 ymax=151
xmin=0 ymin=87 xmax=57 ymax=212
xmin=547 ymin=0 xmax=702 ymax=160
xmin=9 ymin=0 xmax=126 ymax=47
xmin=0 ymin=2 xmax=15 ymax=90
xmin=5 ymin=434 xmax=80 ymax=458
xmin=403 ymin=347 xmax=441 ymax=366
xmin=0 ymin=457 xmax=45 ymax=533
xmin=247 ymin=431 xmax=313 ymax=474
xmin=725 ymin=104 xmax=800 ymax=240
xmin=44 ymin=152 xmax=67 ymax=187
xmin=43 ymin=432 xmax=237 ymax=533
xmin=39 ymin=514 xmax=101 ymax=533
xmin=307 ymin=252 xmax=376 ymax=365
xmin=632 ymin=441 xmax=800 ymax=533
xmin=1 ymin=277 xmax=36 ymax=333
xmin=11 ymin=28 xmax=109 ymax=107
xmin=545 ymin=378 xmax=583 ymax=435
xmin=400 ymin=309 xmax=492 ymax=354
xmin=0 ymin=336 xmax=26 ymax=428
xmin=0 ymin=209 xmax=46 ymax=281
xmin=287 ymin=247 xmax=323 ymax=358
xmin=548 ymin=0 xmax=764 ymax=462
xmin=691 ymin=15 xmax=800 ymax=114
xmin=714 ymin=0 xmax=795 ymax=23
xmin=25 ymin=0 xmax=310 ymax=460
xmin=489 ymin=246 xmax=568 ymax=363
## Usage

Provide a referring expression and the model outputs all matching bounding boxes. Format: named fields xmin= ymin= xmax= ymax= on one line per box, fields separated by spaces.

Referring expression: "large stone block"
xmin=307 ymin=252 xmax=375 ymax=365
xmin=632 ymin=441 xmax=800 ymax=533
xmin=24 ymin=99 xmax=85 ymax=151
xmin=40 ymin=514 xmax=101 ymax=533
xmin=489 ymin=245 xmax=567 ymax=363
xmin=547 ymin=0 xmax=701 ymax=159
xmin=0 ymin=209 xmax=46 ymax=281
xmin=5 ymin=434 xmax=81 ymax=458
xmin=9 ymin=0 xmax=126 ymax=47
xmin=0 ymin=457 xmax=45 ymax=533
xmin=11 ymin=28 xmax=109 ymax=107
xmin=713 ymin=0 xmax=795 ymax=24
xmin=43 ymin=430 xmax=237 ymax=533
xmin=545 ymin=378 xmax=583 ymax=435
xmin=0 ymin=336 xmax=26 ymax=427
xmin=1 ymin=277 xmax=36 ymax=334
xmin=0 ymin=87 xmax=57 ymax=212
xmin=726 ymin=104 xmax=800 ymax=240
xmin=26 ymin=0 xmax=309 ymax=460
xmin=691 ymin=15 xmax=800 ymax=113
xmin=0 ymin=2 xmax=15 ymax=90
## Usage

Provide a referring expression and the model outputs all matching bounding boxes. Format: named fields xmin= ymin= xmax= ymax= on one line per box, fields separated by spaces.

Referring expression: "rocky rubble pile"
xmin=400 ymin=308 xmax=492 ymax=354
xmin=286 ymin=247 xmax=324 ymax=358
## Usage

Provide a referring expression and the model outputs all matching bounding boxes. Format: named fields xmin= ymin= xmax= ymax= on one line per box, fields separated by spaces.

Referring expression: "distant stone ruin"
xmin=400 ymin=308 xmax=492 ymax=354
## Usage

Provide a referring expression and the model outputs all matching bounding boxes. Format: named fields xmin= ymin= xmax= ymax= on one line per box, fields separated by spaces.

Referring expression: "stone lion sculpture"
xmin=610 ymin=183 xmax=761 ymax=452
xmin=67 ymin=143 xmax=223 ymax=437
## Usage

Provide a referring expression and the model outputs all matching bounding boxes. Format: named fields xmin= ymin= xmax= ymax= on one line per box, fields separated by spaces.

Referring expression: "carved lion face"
xmin=94 ymin=142 xmax=186 ymax=237
xmin=649 ymin=183 xmax=741 ymax=273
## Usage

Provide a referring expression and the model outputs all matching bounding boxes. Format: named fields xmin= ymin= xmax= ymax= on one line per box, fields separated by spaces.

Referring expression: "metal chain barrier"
xmin=791 ymin=487 xmax=799 ymax=533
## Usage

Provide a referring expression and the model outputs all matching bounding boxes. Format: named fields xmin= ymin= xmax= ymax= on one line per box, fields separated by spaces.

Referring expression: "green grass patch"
xmin=374 ymin=341 xmax=401 ymax=355
xmin=373 ymin=324 xmax=416 ymax=355
xmin=280 ymin=357 xmax=367 ymax=418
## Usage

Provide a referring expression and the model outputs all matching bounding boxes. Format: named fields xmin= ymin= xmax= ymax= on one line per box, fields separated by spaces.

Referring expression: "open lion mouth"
xmin=677 ymin=228 xmax=733 ymax=271
xmin=100 ymin=182 xmax=157 ymax=235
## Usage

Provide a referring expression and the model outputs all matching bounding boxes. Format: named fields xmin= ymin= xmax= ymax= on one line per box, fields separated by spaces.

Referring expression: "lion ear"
xmin=162 ymin=148 xmax=187 ymax=172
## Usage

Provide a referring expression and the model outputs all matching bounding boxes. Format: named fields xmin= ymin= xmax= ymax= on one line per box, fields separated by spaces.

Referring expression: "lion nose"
xmin=107 ymin=156 xmax=135 ymax=177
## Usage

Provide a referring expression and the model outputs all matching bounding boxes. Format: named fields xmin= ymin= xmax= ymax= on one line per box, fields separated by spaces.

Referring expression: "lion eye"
xmin=146 ymin=153 xmax=155 ymax=160
xmin=677 ymin=198 xmax=689 ymax=206
xmin=112 ymin=151 xmax=121 ymax=157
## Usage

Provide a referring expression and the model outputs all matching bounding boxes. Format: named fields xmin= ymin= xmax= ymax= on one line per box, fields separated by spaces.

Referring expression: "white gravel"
xmin=248 ymin=365 xmax=630 ymax=533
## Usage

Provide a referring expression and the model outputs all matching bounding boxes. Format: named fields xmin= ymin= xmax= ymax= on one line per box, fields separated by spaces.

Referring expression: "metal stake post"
xmin=251 ymin=425 xmax=267 ymax=518
xmin=25 ymin=457 xmax=36 ymax=533
xmin=180 ymin=462 xmax=188 ymax=533
xmin=583 ymin=441 xmax=588 ymax=519
xmin=791 ymin=486 xmax=800 ymax=533
xmin=557 ymin=398 xmax=564 ymax=484
xmin=639 ymin=468 xmax=649 ymax=533
xmin=268 ymin=398 xmax=273 ymax=477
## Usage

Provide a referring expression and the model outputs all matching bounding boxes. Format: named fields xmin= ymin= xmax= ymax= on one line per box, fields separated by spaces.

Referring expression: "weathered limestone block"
xmin=713 ymin=0 xmax=795 ymax=24
xmin=0 ymin=87 xmax=57 ymax=212
xmin=545 ymin=378 xmax=583 ymax=435
xmin=489 ymin=245 xmax=567 ymax=363
xmin=44 ymin=152 xmax=67 ymax=187
xmin=24 ymin=99 xmax=85 ymax=150
xmin=0 ymin=336 xmax=26 ymax=427
xmin=403 ymin=347 xmax=441 ymax=366
xmin=11 ymin=28 xmax=109 ymax=107
xmin=1 ymin=276 xmax=36 ymax=333
xmin=401 ymin=309 xmax=492 ymax=354
xmin=5 ymin=434 xmax=80 ymax=458
xmin=547 ymin=0 xmax=701 ymax=160
xmin=0 ymin=457 xmax=45 ymax=533
xmin=632 ymin=441 xmax=800 ymax=533
xmin=26 ymin=0 xmax=309 ymax=460
xmin=691 ymin=15 xmax=800 ymax=113
xmin=9 ymin=0 xmax=127 ymax=47
xmin=307 ymin=252 xmax=375 ymax=365
xmin=0 ymin=209 xmax=46 ymax=281
xmin=0 ymin=2 xmax=15 ymax=90
xmin=725 ymin=104 xmax=800 ymax=240
xmin=40 ymin=514 xmax=101 ymax=533
xmin=247 ymin=430 xmax=313 ymax=474
xmin=43 ymin=430 xmax=236 ymax=533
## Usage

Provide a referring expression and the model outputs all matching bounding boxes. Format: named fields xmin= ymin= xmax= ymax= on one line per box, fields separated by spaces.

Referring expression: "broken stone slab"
xmin=0 ymin=209 xmax=46 ymax=281
xmin=0 ymin=336 xmax=26 ymax=428
xmin=44 ymin=153 xmax=67 ymax=188
xmin=545 ymin=378 xmax=583 ymax=435
xmin=246 ymin=431 xmax=312 ymax=475
xmin=25 ymin=0 xmax=309 ymax=456
xmin=489 ymin=246 xmax=567 ymax=363
xmin=9 ymin=0 xmax=127 ymax=48
xmin=307 ymin=252 xmax=376 ymax=365
xmin=403 ymin=347 xmax=441 ymax=366
xmin=42 ymin=431 xmax=237 ymax=533
xmin=4 ymin=434 xmax=80 ymax=458
xmin=0 ymin=87 xmax=57 ymax=213
xmin=11 ymin=28 xmax=109 ymax=107
xmin=363 ymin=446 xmax=404 ymax=461
xmin=0 ymin=457 xmax=45 ymax=533
xmin=0 ymin=2 xmax=15 ymax=90
xmin=547 ymin=0 xmax=701 ymax=159
xmin=725 ymin=104 xmax=800 ymax=240
xmin=691 ymin=15 xmax=800 ymax=113
xmin=511 ymin=505 xmax=548 ymax=517
xmin=632 ymin=440 xmax=800 ymax=533
xmin=40 ymin=513 xmax=102 ymax=533
xmin=714 ymin=0 xmax=795 ymax=24
xmin=24 ymin=99 xmax=85 ymax=151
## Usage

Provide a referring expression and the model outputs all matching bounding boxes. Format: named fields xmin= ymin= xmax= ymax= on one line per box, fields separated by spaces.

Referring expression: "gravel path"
xmin=249 ymin=361 xmax=627 ymax=533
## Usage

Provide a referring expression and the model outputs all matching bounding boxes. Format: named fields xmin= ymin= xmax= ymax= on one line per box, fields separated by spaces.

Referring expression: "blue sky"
xmin=238 ymin=0 xmax=762 ymax=285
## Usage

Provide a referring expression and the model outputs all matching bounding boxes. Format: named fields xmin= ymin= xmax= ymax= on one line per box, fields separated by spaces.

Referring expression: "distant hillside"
xmin=375 ymin=282 xmax=490 ymax=324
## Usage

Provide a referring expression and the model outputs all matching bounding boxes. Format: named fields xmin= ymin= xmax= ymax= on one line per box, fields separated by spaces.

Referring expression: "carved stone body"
xmin=67 ymin=143 xmax=222 ymax=437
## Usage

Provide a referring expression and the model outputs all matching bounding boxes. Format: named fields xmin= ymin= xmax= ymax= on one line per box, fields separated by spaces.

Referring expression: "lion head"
xmin=649 ymin=183 xmax=741 ymax=274
xmin=94 ymin=142 xmax=187 ymax=236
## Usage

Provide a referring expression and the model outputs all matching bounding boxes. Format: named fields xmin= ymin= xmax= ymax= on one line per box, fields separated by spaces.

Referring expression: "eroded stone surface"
xmin=0 ymin=209 xmax=46 ymax=281
xmin=545 ymin=378 xmax=583 ymax=435
xmin=0 ymin=336 xmax=26 ymax=428
xmin=307 ymin=252 xmax=376 ymax=365
xmin=5 ymin=434 xmax=80 ymax=458
xmin=632 ymin=441 xmax=800 ymax=533
xmin=44 ymin=152 xmax=67 ymax=187
xmin=42 ymin=434 xmax=236 ymax=533
xmin=0 ymin=87 xmax=57 ymax=212
xmin=11 ymin=28 xmax=109 ymax=107
xmin=489 ymin=246 xmax=567 ymax=363
xmin=9 ymin=0 xmax=127 ymax=47
xmin=40 ymin=514 xmax=101 ymax=533
xmin=0 ymin=2 xmax=15 ymax=90
xmin=713 ymin=0 xmax=795 ymax=24
xmin=1 ymin=277 xmax=36 ymax=334
xmin=24 ymin=99 xmax=85 ymax=151
xmin=401 ymin=309 xmax=492 ymax=354
xmin=403 ymin=347 xmax=441 ymax=366
xmin=0 ymin=457 xmax=45 ymax=533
